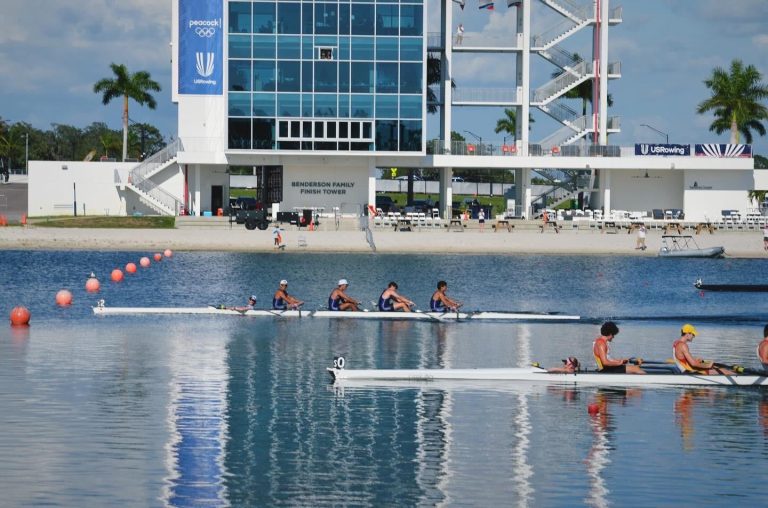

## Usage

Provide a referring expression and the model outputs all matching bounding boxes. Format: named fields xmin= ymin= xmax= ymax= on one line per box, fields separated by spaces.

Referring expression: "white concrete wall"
xmin=753 ymin=169 xmax=768 ymax=190
xmin=683 ymin=170 xmax=754 ymax=222
xmin=282 ymin=160 xmax=369 ymax=214
xmin=182 ymin=164 xmax=231 ymax=215
xmin=608 ymin=169 xmax=684 ymax=213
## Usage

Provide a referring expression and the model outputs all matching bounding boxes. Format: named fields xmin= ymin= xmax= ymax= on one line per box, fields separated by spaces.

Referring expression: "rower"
xmin=673 ymin=324 xmax=735 ymax=375
xmin=593 ymin=322 xmax=645 ymax=374
xmin=378 ymin=281 xmax=415 ymax=312
xmin=430 ymin=280 xmax=462 ymax=312
xmin=758 ymin=324 xmax=768 ymax=372
xmin=328 ymin=279 xmax=361 ymax=311
xmin=547 ymin=357 xmax=580 ymax=373
xmin=232 ymin=295 xmax=257 ymax=312
xmin=273 ymin=279 xmax=304 ymax=310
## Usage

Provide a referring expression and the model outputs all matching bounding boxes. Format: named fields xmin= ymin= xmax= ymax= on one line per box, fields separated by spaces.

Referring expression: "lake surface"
xmin=1 ymin=250 xmax=767 ymax=507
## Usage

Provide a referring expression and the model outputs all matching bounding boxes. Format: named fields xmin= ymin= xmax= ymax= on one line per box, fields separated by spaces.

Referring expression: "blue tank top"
xmin=273 ymin=297 xmax=286 ymax=310
xmin=430 ymin=298 xmax=445 ymax=312
xmin=328 ymin=296 xmax=341 ymax=311
xmin=378 ymin=292 xmax=394 ymax=311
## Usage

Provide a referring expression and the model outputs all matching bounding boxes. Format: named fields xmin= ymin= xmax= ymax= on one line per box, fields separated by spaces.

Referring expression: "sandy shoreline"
xmin=0 ymin=225 xmax=765 ymax=257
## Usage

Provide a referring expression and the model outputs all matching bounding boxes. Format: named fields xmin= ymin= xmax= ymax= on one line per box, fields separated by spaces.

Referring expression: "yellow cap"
xmin=681 ymin=324 xmax=697 ymax=336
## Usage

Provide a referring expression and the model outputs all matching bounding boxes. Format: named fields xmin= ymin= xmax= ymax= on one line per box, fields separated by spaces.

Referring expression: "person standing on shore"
xmin=763 ymin=224 xmax=768 ymax=251
xmin=593 ymin=321 xmax=645 ymax=374
xmin=430 ymin=280 xmax=462 ymax=312
xmin=478 ymin=208 xmax=485 ymax=232
xmin=273 ymin=280 xmax=304 ymax=310
xmin=635 ymin=224 xmax=647 ymax=250
xmin=328 ymin=279 xmax=361 ymax=311
xmin=758 ymin=324 xmax=768 ymax=371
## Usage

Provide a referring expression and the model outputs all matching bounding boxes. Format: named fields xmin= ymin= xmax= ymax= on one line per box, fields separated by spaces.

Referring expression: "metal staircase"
xmin=118 ymin=139 xmax=183 ymax=216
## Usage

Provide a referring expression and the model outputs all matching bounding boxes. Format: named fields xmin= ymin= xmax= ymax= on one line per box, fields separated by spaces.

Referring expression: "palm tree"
xmin=93 ymin=63 xmax=161 ymax=161
xmin=493 ymin=109 xmax=534 ymax=141
xmin=696 ymin=59 xmax=768 ymax=144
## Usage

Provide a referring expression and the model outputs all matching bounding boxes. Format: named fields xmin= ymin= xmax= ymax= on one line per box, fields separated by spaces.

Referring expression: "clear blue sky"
xmin=1 ymin=0 xmax=767 ymax=154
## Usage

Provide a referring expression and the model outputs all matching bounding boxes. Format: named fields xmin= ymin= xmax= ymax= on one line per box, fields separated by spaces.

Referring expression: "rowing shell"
xmin=91 ymin=305 xmax=579 ymax=321
xmin=327 ymin=364 xmax=768 ymax=387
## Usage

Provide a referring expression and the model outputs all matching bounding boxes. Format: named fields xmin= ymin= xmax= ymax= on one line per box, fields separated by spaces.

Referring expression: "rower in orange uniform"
xmin=673 ymin=324 xmax=735 ymax=375
xmin=593 ymin=321 xmax=645 ymax=374
xmin=758 ymin=324 xmax=768 ymax=372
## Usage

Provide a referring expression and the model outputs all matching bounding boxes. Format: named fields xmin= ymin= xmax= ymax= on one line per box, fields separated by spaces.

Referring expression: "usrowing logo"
xmin=196 ymin=52 xmax=215 ymax=77
xmin=639 ymin=144 xmax=650 ymax=155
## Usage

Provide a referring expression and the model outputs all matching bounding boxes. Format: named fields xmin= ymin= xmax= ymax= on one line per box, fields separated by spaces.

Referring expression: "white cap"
xmin=338 ymin=279 xmax=348 ymax=286
xmin=280 ymin=279 xmax=288 ymax=285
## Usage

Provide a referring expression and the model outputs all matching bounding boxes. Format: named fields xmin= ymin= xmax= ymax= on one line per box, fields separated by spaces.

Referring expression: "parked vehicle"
xmin=375 ymin=195 xmax=397 ymax=213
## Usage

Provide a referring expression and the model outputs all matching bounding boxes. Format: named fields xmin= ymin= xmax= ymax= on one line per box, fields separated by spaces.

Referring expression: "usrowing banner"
xmin=694 ymin=144 xmax=752 ymax=158
xmin=178 ymin=0 xmax=222 ymax=95
xmin=634 ymin=143 xmax=690 ymax=156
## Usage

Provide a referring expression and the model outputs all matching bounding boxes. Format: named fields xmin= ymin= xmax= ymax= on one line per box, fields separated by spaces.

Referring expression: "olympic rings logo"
xmin=195 ymin=27 xmax=216 ymax=38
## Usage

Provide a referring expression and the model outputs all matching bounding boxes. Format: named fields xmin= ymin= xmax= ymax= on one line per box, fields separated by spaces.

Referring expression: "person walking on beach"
xmin=455 ymin=24 xmax=464 ymax=45
xmin=673 ymin=324 xmax=735 ymax=375
xmin=758 ymin=324 xmax=768 ymax=372
xmin=272 ymin=225 xmax=283 ymax=248
xmin=593 ymin=321 xmax=645 ymax=374
xmin=635 ymin=224 xmax=647 ymax=250
xmin=478 ymin=208 xmax=485 ymax=232
xmin=273 ymin=280 xmax=304 ymax=310
xmin=328 ymin=279 xmax=361 ymax=311
xmin=378 ymin=281 xmax=415 ymax=312
xmin=430 ymin=280 xmax=462 ymax=312
xmin=763 ymin=224 xmax=768 ymax=251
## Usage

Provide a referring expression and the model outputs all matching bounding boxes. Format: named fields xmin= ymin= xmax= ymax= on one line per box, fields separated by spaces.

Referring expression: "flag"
xmin=452 ymin=0 xmax=466 ymax=10
xmin=479 ymin=1 xmax=495 ymax=10
xmin=508 ymin=0 xmax=521 ymax=7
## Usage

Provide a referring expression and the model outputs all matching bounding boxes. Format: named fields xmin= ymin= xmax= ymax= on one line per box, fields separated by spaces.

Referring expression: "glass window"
xmin=278 ymin=35 xmax=300 ymax=59
xmin=229 ymin=61 xmax=251 ymax=91
xmin=351 ymin=4 xmax=374 ymax=35
xmin=229 ymin=2 xmax=251 ymax=33
xmin=351 ymin=62 xmax=373 ymax=93
xmin=339 ymin=4 xmax=350 ymax=35
xmin=376 ymin=95 xmax=398 ymax=118
xmin=302 ymin=37 xmax=314 ymax=59
xmin=400 ymin=38 xmax=422 ymax=61
xmin=351 ymin=122 xmax=360 ymax=139
xmin=339 ymin=122 xmax=348 ymax=138
xmin=400 ymin=5 xmax=423 ymax=37
xmin=376 ymin=37 xmax=398 ymax=60
xmin=252 ymin=35 xmax=276 ymax=58
xmin=229 ymin=35 xmax=251 ymax=58
xmin=228 ymin=93 xmax=250 ymax=116
xmin=339 ymin=37 xmax=350 ymax=60
xmin=253 ymin=2 xmax=276 ymax=34
xmin=315 ymin=62 xmax=337 ymax=92
xmin=315 ymin=121 xmax=325 ymax=138
xmin=279 ymin=120 xmax=289 ymax=137
xmin=252 ymin=93 xmax=276 ymax=116
xmin=278 ymin=93 xmax=301 ymax=117
xmin=400 ymin=95 xmax=422 ymax=118
xmin=277 ymin=61 xmax=300 ymax=91
xmin=351 ymin=37 xmax=374 ymax=60
xmin=351 ymin=94 xmax=373 ymax=118
xmin=228 ymin=118 xmax=251 ymax=149
xmin=303 ymin=121 xmax=312 ymax=137
xmin=253 ymin=61 xmax=276 ymax=91
xmin=302 ymin=62 xmax=313 ymax=92
xmin=399 ymin=120 xmax=422 ymax=151
xmin=376 ymin=63 xmax=398 ymax=93
xmin=363 ymin=122 xmax=372 ymax=139
xmin=278 ymin=3 xmax=300 ymax=34
xmin=327 ymin=122 xmax=337 ymax=138
xmin=291 ymin=121 xmax=300 ymax=137
xmin=376 ymin=120 xmax=398 ymax=151
xmin=302 ymin=95 xmax=313 ymax=116
xmin=400 ymin=63 xmax=421 ymax=93
xmin=252 ymin=119 xmax=275 ymax=149
xmin=338 ymin=94 xmax=350 ymax=117
xmin=315 ymin=3 xmax=338 ymax=35
xmin=315 ymin=35 xmax=338 ymax=47
xmin=302 ymin=3 xmax=313 ymax=34
xmin=376 ymin=5 xmax=398 ymax=36
xmin=315 ymin=94 xmax=337 ymax=117
xmin=338 ymin=62 xmax=350 ymax=93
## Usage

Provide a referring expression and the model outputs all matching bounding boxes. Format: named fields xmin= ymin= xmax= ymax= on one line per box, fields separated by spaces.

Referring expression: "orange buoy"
xmin=10 ymin=306 xmax=31 ymax=326
xmin=111 ymin=269 xmax=124 ymax=282
xmin=587 ymin=403 xmax=600 ymax=415
xmin=140 ymin=257 xmax=151 ymax=268
xmin=0 ymin=215 xmax=6 ymax=226
xmin=163 ymin=249 xmax=173 ymax=258
xmin=153 ymin=253 xmax=162 ymax=262
xmin=85 ymin=275 xmax=100 ymax=293
xmin=21 ymin=214 xmax=27 ymax=226
xmin=55 ymin=289 xmax=73 ymax=306
xmin=125 ymin=262 xmax=137 ymax=273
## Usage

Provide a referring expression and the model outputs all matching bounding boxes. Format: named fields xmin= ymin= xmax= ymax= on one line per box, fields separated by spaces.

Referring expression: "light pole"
xmin=640 ymin=123 xmax=669 ymax=144
xmin=463 ymin=130 xmax=482 ymax=155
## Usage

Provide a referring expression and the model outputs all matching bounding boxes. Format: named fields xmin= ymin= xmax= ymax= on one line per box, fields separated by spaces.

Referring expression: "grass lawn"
xmin=384 ymin=192 xmax=508 ymax=213
xmin=29 ymin=216 xmax=176 ymax=228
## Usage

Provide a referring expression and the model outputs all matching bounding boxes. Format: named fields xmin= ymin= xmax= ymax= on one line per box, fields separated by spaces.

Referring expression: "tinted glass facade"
xmin=227 ymin=0 xmax=424 ymax=152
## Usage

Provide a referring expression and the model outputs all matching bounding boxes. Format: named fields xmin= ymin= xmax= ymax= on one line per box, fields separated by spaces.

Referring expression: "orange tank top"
xmin=593 ymin=337 xmax=608 ymax=370
xmin=673 ymin=339 xmax=694 ymax=372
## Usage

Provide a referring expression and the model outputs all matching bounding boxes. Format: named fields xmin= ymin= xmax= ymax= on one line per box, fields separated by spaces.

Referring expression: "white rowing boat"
xmin=92 ymin=302 xmax=578 ymax=321
xmin=327 ymin=360 xmax=768 ymax=387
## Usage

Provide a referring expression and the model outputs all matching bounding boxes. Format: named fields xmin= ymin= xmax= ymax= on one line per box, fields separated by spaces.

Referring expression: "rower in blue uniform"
xmin=430 ymin=280 xmax=462 ymax=312
xmin=328 ymin=279 xmax=361 ymax=311
xmin=378 ymin=281 xmax=415 ymax=312
xmin=273 ymin=280 xmax=304 ymax=310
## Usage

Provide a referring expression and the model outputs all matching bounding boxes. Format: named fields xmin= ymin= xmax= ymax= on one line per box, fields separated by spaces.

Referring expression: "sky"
xmin=1 ymin=0 xmax=767 ymax=155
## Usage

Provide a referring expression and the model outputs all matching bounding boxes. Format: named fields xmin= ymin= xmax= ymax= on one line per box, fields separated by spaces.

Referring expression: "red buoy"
xmin=140 ymin=257 xmax=151 ymax=268
xmin=85 ymin=276 xmax=100 ymax=293
xmin=10 ymin=306 xmax=31 ymax=326
xmin=587 ymin=403 xmax=600 ymax=415
xmin=164 ymin=249 xmax=173 ymax=258
xmin=55 ymin=289 xmax=73 ymax=306
xmin=125 ymin=262 xmax=137 ymax=274
xmin=111 ymin=269 xmax=124 ymax=282
xmin=153 ymin=253 xmax=162 ymax=262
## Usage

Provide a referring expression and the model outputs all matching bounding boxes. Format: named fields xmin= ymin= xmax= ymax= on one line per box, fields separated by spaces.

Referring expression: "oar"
xmin=415 ymin=309 xmax=448 ymax=323
xmin=712 ymin=362 xmax=766 ymax=376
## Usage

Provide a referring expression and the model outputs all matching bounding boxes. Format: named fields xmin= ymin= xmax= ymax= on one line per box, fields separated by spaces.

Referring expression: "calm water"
xmin=1 ymin=250 xmax=768 ymax=507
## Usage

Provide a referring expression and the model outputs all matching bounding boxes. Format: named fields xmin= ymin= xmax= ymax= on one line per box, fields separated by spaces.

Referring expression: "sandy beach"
xmin=0 ymin=222 xmax=765 ymax=257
